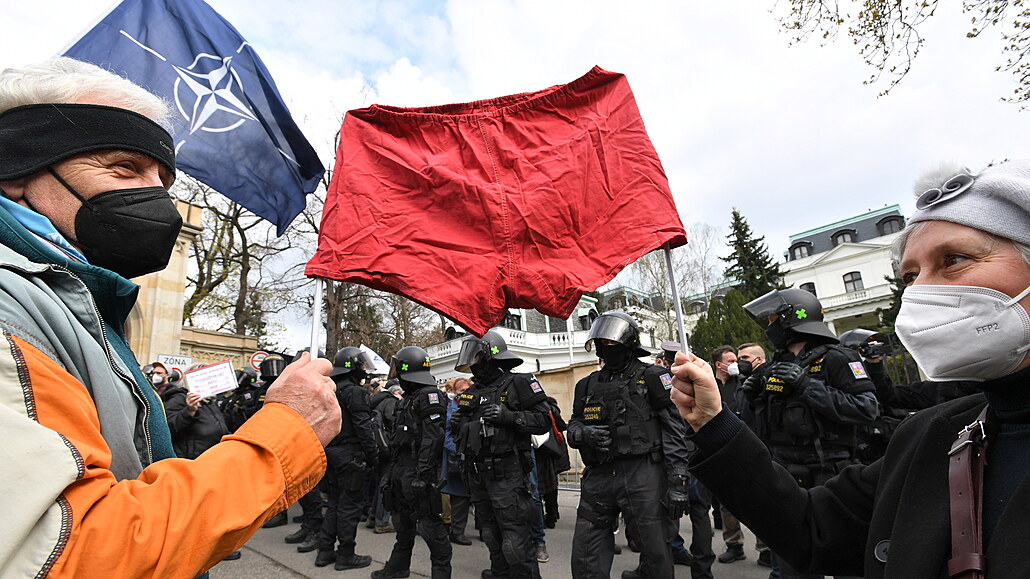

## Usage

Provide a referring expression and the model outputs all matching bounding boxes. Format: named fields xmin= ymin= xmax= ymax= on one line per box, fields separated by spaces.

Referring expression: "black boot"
xmin=297 ymin=533 xmax=318 ymax=553
xmin=335 ymin=554 xmax=372 ymax=570
xmin=284 ymin=527 xmax=308 ymax=543
xmin=314 ymin=549 xmax=335 ymax=567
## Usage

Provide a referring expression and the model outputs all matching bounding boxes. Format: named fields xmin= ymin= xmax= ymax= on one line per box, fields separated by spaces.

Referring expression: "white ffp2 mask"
xmin=895 ymin=284 xmax=1030 ymax=381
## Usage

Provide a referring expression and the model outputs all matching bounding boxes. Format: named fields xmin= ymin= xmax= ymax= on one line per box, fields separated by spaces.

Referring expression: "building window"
xmin=843 ymin=271 xmax=864 ymax=293
xmin=790 ymin=242 xmax=811 ymax=260
xmin=800 ymin=282 xmax=817 ymax=297
xmin=502 ymin=312 xmax=522 ymax=330
xmin=688 ymin=301 xmax=706 ymax=315
xmin=832 ymin=230 xmax=855 ymax=246
xmin=878 ymin=217 xmax=903 ymax=236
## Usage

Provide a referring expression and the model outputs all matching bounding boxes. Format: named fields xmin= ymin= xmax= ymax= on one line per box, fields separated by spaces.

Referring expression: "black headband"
xmin=0 ymin=103 xmax=175 ymax=181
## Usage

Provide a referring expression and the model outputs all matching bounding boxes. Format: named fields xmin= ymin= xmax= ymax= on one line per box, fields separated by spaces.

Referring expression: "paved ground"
xmin=209 ymin=489 xmax=773 ymax=579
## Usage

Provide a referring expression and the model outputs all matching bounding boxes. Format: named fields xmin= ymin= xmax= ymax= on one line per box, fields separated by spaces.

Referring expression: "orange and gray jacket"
xmin=0 ymin=204 xmax=325 ymax=578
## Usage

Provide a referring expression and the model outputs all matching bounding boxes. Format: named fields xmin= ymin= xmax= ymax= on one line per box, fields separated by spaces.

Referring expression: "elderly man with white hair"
xmin=0 ymin=57 xmax=340 ymax=578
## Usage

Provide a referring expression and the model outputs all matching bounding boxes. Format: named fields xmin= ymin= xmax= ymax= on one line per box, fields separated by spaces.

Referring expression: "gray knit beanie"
xmin=907 ymin=160 xmax=1030 ymax=247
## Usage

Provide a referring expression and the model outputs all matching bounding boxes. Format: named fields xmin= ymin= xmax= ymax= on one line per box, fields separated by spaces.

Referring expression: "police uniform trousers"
xmin=298 ymin=476 xmax=326 ymax=535
xmin=384 ymin=455 xmax=452 ymax=579
xmin=572 ymin=455 xmax=673 ymax=579
xmin=317 ymin=444 xmax=367 ymax=557
xmin=466 ymin=453 xmax=542 ymax=579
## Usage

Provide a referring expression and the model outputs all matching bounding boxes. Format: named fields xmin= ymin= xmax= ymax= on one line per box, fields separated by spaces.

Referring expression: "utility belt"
xmin=583 ymin=448 xmax=663 ymax=471
xmin=463 ymin=451 xmax=531 ymax=481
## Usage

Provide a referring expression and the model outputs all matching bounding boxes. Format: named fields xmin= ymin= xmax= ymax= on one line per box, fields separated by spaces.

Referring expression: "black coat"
xmin=161 ymin=385 xmax=230 ymax=460
xmin=691 ymin=393 xmax=1030 ymax=578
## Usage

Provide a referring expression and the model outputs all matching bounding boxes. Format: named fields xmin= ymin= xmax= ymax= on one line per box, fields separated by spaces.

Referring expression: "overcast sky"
xmin=5 ymin=1 xmax=1030 ymax=350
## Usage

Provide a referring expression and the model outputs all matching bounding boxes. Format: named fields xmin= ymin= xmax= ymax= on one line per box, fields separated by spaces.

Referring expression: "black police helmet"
xmin=331 ymin=346 xmax=377 ymax=378
xmin=290 ymin=347 xmax=328 ymax=363
xmin=839 ymin=328 xmax=886 ymax=350
xmin=235 ymin=366 xmax=258 ymax=387
xmin=259 ymin=354 xmax=287 ymax=381
xmin=388 ymin=346 xmax=436 ymax=389
xmin=455 ymin=329 xmax=523 ymax=373
xmin=585 ymin=311 xmax=651 ymax=358
xmin=839 ymin=328 xmax=890 ymax=358
xmin=743 ymin=288 xmax=838 ymax=343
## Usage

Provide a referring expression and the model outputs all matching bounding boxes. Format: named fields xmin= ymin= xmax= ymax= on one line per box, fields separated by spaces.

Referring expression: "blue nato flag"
xmin=64 ymin=0 xmax=325 ymax=236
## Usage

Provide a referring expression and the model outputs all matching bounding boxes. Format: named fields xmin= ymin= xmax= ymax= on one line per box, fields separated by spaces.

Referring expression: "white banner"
xmin=183 ymin=360 xmax=237 ymax=398
xmin=360 ymin=344 xmax=392 ymax=375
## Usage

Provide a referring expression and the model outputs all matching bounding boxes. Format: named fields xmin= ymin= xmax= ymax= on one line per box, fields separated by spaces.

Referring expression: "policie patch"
xmin=583 ymin=404 xmax=604 ymax=422
xmin=849 ymin=362 xmax=869 ymax=379
xmin=660 ymin=374 xmax=673 ymax=391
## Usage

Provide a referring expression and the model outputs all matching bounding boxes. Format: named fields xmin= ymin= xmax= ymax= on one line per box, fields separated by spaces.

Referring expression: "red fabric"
xmin=306 ymin=66 xmax=686 ymax=336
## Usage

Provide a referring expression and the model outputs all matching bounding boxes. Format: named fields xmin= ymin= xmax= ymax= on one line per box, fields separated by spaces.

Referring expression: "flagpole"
xmin=309 ymin=277 xmax=324 ymax=358
xmin=663 ymin=242 xmax=690 ymax=356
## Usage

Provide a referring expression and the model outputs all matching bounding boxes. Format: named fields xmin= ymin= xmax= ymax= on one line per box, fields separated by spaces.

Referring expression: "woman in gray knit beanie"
xmin=666 ymin=159 xmax=1030 ymax=578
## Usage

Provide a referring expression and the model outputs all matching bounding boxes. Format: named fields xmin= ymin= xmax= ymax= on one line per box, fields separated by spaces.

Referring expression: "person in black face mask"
xmin=373 ymin=346 xmax=451 ymax=579
xmin=567 ymin=311 xmax=692 ymax=579
xmin=740 ymin=289 xmax=878 ymax=579
xmin=0 ymin=58 xmax=341 ymax=577
xmin=451 ymin=330 xmax=551 ymax=579
xmin=0 ymin=102 xmax=182 ymax=280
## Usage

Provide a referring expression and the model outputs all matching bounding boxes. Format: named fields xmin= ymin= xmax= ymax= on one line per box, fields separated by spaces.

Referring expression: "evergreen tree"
xmin=689 ymin=289 xmax=771 ymax=361
xmin=875 ymin=274 xmax=905 ymax=334
xmin=721 ymin=209 xmax=784 ymax=301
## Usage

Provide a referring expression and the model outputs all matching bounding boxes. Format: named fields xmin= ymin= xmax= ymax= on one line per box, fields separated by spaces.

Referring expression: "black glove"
xmin=767 ymin=362 xmax=807 ymax=396
xmin=411 ymin=477 xmax=429 ymax=495
xmin=580 ymin=425 xmax=611 ymax=449
xmin=482 ymin=403 xmax=516 ymax=424
xmin=666 ymin=475 xmax=690 ymax=519
xmin=740 ymin=373 xmax=766 ymax=401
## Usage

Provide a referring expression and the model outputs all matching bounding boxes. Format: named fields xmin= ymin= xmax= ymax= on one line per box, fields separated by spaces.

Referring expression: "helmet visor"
xmin=387 ymin=356 xmax=402 ymax=380
xmin=455 ymin=339 xmax=486 ymax=373
xmin=355 ymin=350 xmax=377 ymax=373
xmin=585 ymin=315 xmax=636 ymax=352
xmin=743 ymin=291 xmax=792 ymax=328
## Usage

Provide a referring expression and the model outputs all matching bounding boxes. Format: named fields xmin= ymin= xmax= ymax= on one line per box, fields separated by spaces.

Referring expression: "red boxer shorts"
xmin=306 ymin=66 xmax=686 ymax=336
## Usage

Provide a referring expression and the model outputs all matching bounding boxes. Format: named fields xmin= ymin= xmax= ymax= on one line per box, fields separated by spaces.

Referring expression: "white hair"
xmin=0 ymin=57 xmax=173 ymax=131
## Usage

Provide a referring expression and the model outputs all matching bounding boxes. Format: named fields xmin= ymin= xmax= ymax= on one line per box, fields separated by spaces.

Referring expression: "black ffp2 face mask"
xmin=48 ymin=168 xmax=183 ymax=279
xmin=736 ymin=359 xmax=754 ymax=377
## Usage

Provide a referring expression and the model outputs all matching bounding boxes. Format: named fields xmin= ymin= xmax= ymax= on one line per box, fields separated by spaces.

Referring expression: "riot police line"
xmin=201 ymin=294 xmax=958 ymax=579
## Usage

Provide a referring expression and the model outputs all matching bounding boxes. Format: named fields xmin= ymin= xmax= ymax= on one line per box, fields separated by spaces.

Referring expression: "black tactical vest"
xmin=456 ymin=374 xmax=523 ymax=457
xmin=760 ymin=344 xmax=858 ymax=452
xmin=580 ymin=366 xmax=662 ymax=463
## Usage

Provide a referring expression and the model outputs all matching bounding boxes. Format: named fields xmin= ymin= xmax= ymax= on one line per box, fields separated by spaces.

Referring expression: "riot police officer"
xmin=372 ymin=346 xmax=452 ymax=579
xmin=567 ymin=312 xmax=692 ymax=579
xmin=741 ymin=289 xmax=879 ymax=579
xmin=313 ymin=347 xmax=379 ymax=570
xmin=451 ymin=330 xmax=551 ymax=579
xmin=222 ymin=366 xmax=258 ymax=432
